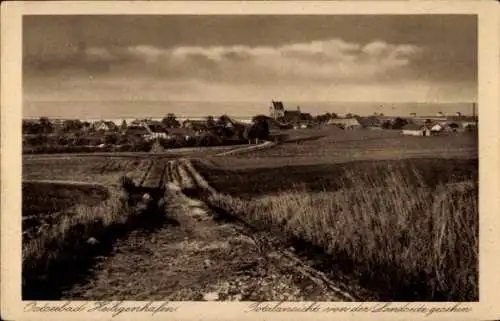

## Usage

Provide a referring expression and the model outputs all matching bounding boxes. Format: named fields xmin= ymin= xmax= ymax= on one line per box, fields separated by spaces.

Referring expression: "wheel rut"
xmin=62 ymin=158 xmax=360 ymax=301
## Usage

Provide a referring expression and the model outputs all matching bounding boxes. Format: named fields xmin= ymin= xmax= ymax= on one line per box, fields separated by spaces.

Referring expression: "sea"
xmin=23 ymin=100 xmax=477 ymax=124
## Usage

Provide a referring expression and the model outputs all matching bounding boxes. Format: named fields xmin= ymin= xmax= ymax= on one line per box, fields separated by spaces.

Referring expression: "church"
xmin=269 ymin=100 xmax=312 ymax=123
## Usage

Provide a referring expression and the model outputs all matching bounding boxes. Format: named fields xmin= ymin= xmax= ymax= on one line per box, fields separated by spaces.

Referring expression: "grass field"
xmin=22 ymin=181 xmax=111 ymax=243
xmin=190 ymin=129 xmax=479 ymax=301
xmin=23 ymin=184 xmax=128 ymax=277
xmin=23 ymin=181 xmax=109 ymax=216
xmin=231 ymin=128 xmax=477 ymax=160
xmin=21 ymin=155 xmax=163 ymax=298
xmin=202 ymin=129 xmax=476 ymax=171
xmin=23 ymin=157 xmax=136 ymax=184
xmin=194 ymin=158 xmax=477 ymax=200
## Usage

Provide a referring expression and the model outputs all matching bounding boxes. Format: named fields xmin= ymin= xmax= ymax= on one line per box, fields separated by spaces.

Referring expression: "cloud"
xmin=27 ymin=38 xmax=422 ymax=85
xmin=24 ymin=38 xmax=477 ymax=104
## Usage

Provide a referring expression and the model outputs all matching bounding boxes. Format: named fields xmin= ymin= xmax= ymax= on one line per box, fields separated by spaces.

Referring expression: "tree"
xmin=39 ymin=117 xmax=54 ymax=135
xmin=345 ymin=113 xmax=353 ymax=118
xmin=206 ymin=116 xmax=216 ymax=128
xmin=381 ymin=120 xmax=392 ymax=129
xmin=392 ymin=117 xmax=409 ymax=130
xmin=209 ymin=125 xmax=230 ymax=140
xmin=449 ymin=123 xmax=459 ymax=131
xmin=162 ymin=113 xmax=180 ymax=128
xmin=120 ymin=120 xmax=128 ymax=132
xmin=466 ymin=123 xmax=477 ymax=132
xmin=257 ymin=119 xmax=270 ymax=139
xmin=104 ymin=133 xmax=120 ymax=145
xmin=57 ymin=135 xmax=70 ymax=146
xmin=252 ymin=114 xmax=270 ymax=123
xmin=243 ymin=125 xmax=253 ymax=144
xmin=62 ymin=119 xmax=82 ymax=133
xmin=217 ymin=115 xmax=231 ymax=127
xmin=81 ymin=121 xmax=92 ymax=133
xmin=196 ymin=132 xmax=222 ymax=147
xmin=314 ymin=113 xmax=333 ymax=125
xmin=315 ymin=115 xmax=325 ymax=124
xmin=74 ymin=136 xmax=91 ymax=146
xmin=245 ymin=118 xmax=269 ymax=144
xmin=23 ymin=120 xmax=41 ymax=135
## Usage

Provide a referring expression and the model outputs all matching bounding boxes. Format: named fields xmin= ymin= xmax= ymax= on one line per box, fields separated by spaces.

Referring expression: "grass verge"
xmin=22 ymin=180 xmax=170 ymax=299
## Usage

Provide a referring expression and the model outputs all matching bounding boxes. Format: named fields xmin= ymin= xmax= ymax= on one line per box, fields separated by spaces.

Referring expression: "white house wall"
xmin=402 ymin=130 xmax=423 ymax=136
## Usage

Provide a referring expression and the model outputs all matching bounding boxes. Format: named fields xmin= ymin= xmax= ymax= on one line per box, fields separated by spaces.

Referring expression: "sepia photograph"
xmin=19 ymin=13 xmax=482 ymax=303
xmin=18 ymin=13 xmax=482 ymax=303
xmin=0 ymin=0 xmax=499 ymax=319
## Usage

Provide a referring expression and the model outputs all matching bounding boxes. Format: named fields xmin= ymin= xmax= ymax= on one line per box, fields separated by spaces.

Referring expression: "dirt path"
xmin=63 ymin=173 xmax=355 ymax=301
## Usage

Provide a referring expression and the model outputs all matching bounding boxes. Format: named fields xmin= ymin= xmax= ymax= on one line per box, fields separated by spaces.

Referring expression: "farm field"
xmin=205 ymin=130 xmax=477 ymax=170
xmin=22 ymin=181 xmax=109 ymax=217
xmin=23 ymin=154 xmax=361 ymax=301
xmin=22 ymin=181 xmax=110 ymax=243
xmin=22 ymin=145 xmax=249 ymax=299
xmin=240 ymin=130 xmax=478 ymax=159
xmin=191 ymin=158 xmax=478 ymax=301
xmin=21 ymin=129 xmax=479 ymax=301
xmin=189 ymin=130 xmax=479 ymax=301
xmin=23 ymin=157 xmax=149 ymax=185
xmin=21 ymin=154 xmax=165 ymax=299
xmin=193 ymin=158 xmax=478 ymax=199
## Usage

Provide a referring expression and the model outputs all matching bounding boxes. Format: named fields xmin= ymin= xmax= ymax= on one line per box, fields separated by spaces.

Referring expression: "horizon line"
xmin=22 ymin=114 xmax=479 ymax=120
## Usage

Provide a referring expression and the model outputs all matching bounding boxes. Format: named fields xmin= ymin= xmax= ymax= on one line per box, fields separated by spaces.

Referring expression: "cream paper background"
xmin=1 ymin=1 xmax=499 ymax=320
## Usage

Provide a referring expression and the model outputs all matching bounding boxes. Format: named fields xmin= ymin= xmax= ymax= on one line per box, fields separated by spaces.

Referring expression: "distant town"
xmin=22 ymin=100 xmax=478 ymax=154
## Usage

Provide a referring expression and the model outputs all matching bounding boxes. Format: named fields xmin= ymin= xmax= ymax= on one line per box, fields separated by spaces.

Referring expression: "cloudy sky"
xmin=23 ymin=15 xmax=477 ymax=117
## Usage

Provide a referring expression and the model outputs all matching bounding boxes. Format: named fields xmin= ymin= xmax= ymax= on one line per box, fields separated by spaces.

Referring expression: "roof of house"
xmin=148 ymin=124 xmax=166 ymax=133
xmin=327 ymin=118 xmax=361 ymax=126
xmin=145 ymin=119 xmax=162 ymax=125
xmin=125 ymin=126 xmax=149 ymax=135
xmin=272 ymin=101 xmax=284 ymax=111
xmin=167 ymin=128 xmax=194 ymax=136
xmin=184 ymin=119 xmax=207 ymax=125
xmin=301 ymin=113 xmax=313 ymax=120
xmin=92 ymin=120 xmax=116 ymax=128
xmin=183 ymin=120 xmax=208 ymax=129
xmin=104 ymin=121 xmax=117 ymax=127
xmin=283 ymin=110 xmax=302 ymax=120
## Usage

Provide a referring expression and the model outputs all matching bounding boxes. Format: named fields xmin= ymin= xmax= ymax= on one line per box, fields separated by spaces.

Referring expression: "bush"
xmin=392 ymin=118 xmax=409 ymax=130
xmin=158 ymin=133 xmax=248 ymax=149
xmin=130 ymin=140 xmax=153 ymax=152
